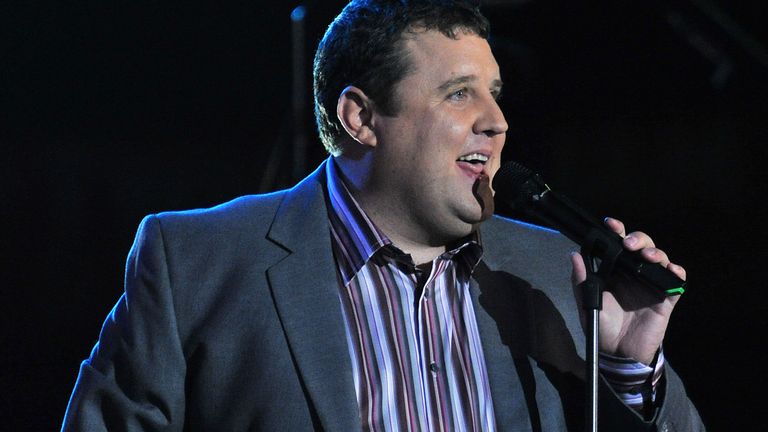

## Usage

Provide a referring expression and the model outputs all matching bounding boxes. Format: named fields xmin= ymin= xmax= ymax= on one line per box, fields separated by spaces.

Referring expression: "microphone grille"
xmin=492 ymin=161 xmax=540 ymax=198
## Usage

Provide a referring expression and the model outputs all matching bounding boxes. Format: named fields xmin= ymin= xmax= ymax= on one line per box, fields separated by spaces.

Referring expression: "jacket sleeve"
xmin=653 ymin=365 xmax=706 ymax=432
xmin=597 ymin=364 xmax=705 ymax=431
xmin=62 ymin=215 xmax=187 ymax=431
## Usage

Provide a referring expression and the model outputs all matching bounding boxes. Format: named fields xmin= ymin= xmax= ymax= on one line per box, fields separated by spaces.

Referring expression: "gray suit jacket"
xmin=63 ymin=161 xmax=704 ymax=431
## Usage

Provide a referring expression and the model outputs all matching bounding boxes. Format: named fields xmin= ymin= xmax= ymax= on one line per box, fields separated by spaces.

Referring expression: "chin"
xmin=454 ymin=214 xmax=486 ymax=236
xmin=459 ymin=203 xmax=490 ymax=225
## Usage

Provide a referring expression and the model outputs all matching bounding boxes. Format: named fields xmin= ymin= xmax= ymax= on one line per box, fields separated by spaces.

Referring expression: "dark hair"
xmin=313 ymin=0 xmax=490 ymax=155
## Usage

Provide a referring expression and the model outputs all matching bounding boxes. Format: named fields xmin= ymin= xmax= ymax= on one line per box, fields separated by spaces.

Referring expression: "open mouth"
xmin=456 ymin=153 xmax=490 ymax=177
xmin=457 ymin=153 xmax=489 ymax=165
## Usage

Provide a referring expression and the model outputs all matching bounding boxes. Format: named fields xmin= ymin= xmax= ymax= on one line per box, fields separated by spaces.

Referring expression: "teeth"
xmin=458 ymin=153 xmax=489 ymax=163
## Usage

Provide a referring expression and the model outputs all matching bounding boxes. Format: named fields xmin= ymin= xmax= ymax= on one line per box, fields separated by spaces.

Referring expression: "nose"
xmin=474 ymin=94 xmax=508 ymax=137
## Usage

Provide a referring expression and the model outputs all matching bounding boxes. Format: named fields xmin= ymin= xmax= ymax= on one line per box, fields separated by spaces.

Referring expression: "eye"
xmin=449 ymin=88 xmax=468 ymax=100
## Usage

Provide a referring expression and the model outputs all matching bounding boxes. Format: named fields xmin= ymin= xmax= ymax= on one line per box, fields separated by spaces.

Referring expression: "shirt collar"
xmin=326 ymin=157 xmax=483 ymax=284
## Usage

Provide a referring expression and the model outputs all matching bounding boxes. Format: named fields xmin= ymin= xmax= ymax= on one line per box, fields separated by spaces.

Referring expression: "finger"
xmin=641 ymin=247 xmax=670 ymax=267
xmin=623 ymin=231 xmax=656 ymax=251
xmin=603 ymin=217 xmax=626 ymax=237
xmin=667 ymin=262 xmax=687 ymax=281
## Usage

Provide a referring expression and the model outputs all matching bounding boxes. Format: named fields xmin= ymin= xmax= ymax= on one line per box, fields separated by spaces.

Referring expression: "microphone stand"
xmin=580 ymin=256 xmax=602 ymax=432
xmin=579 ymin=229 xmax=623 ymax=432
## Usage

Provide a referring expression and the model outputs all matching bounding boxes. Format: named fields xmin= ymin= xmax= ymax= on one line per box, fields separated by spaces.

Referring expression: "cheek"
xmin=446 ymin=117 xmax=470 ymax=143
xmin=426 ymin=110 xmax=466 ymax=140
xmin=415 ymin=122 xmax=459 ymax=165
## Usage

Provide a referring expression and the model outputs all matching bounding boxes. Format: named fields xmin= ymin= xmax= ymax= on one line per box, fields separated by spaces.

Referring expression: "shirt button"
xmin=423 ymin=288 xmax=430 ymax=298
xmin=429 ymin=362 xmax=440 ymax=373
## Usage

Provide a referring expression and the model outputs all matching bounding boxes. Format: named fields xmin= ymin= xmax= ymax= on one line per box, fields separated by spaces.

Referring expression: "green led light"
xmin=665 ymin=287 xmax=685 ymax=296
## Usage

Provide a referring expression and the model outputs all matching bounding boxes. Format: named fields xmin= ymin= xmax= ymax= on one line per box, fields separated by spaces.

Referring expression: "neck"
xmin=370 ymin=213 xmax=447 ymax=265
xmin=333 ymin=155 xmax=448 ymax=265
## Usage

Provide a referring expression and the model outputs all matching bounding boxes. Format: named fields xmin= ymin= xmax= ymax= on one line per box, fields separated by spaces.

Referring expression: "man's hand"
xmin=571 ymin=217 xmax=686 ymax=365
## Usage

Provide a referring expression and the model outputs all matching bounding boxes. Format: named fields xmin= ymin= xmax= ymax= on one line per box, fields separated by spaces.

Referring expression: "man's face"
xmin=367 ymin=30 xmax=508 ymax=246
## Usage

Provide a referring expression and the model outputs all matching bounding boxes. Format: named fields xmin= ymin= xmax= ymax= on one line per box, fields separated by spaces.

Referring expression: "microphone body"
xmin=492 ymin=162 xmax=685 ymax=296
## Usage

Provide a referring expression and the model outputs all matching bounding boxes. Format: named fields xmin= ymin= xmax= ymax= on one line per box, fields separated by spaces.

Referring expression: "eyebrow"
xmin=437 ymin=75 xmax=504 ymax=93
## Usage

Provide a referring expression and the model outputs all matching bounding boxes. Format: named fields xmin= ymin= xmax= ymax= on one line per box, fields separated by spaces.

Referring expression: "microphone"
xmin=492 ymin=161 xmax=686 ymax=297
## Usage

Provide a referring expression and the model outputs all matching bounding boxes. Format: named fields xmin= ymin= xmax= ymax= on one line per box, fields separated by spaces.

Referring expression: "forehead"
xmin=400 ymin=30 xmax=500 ymax=85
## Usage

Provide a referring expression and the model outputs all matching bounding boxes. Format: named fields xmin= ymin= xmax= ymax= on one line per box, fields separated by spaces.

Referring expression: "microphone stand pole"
xmin=580 ymin=255 xmax=602 ymax=432
xmin=579 ymin=229 xmax=621 ymax=432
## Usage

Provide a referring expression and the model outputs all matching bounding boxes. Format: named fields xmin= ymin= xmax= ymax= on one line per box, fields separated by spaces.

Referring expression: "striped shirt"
xmin=325 ymin=159 xmax=661 ymax=428
xmin=326 ymin=160 xmax=495 ymax=431
xmin=599 ymin=350 xmax=664 ymax=417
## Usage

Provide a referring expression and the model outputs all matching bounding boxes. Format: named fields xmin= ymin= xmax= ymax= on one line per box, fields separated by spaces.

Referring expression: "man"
xmin=63 ymin=1 xmax=704 ymax=430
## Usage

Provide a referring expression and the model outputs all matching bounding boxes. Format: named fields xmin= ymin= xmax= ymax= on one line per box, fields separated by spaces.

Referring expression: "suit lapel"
xmin=265 ymin=162 xmax=359 ymax=431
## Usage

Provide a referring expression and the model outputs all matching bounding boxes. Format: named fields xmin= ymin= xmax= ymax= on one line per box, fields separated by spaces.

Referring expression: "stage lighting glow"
xmin=291 ymin=5 xmax=306 ymax=22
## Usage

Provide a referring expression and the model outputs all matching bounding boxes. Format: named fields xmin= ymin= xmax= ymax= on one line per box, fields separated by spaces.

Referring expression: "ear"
xmin=337 ymin=86 xmax=377 ymax=148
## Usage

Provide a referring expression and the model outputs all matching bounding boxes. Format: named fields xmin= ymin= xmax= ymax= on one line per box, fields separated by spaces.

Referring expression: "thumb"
xmin=570 ymin=251 xmax=587 ymax=326
xmin=570 ymin=251 xmax=586 ymax=286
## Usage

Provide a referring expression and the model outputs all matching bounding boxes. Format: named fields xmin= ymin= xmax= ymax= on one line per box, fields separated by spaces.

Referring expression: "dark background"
xmin=2 ymin=0 xmax=766 ymax=430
